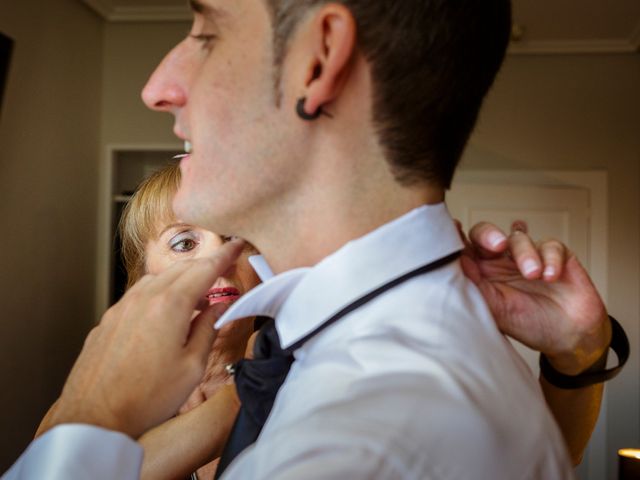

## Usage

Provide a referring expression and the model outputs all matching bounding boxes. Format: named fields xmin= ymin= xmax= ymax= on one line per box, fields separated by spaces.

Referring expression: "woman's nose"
xmin=141 ymin=42 xmax=189 ymax=113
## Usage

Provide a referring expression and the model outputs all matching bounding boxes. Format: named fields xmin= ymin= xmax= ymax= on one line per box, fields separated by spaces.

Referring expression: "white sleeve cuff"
xmin=3 ymin=424 xmax=143 ymax=480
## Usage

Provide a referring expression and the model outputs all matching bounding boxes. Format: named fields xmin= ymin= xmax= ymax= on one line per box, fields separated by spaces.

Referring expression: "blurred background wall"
xmin=0 ymin=0 xmax=102 ymax=470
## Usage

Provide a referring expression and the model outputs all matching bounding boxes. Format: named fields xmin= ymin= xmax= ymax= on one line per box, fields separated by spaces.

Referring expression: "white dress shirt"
xmin=2 ymin=204 xmax=573 ymax=479
xmin=217 ymin=204 xmax=573 ymax=479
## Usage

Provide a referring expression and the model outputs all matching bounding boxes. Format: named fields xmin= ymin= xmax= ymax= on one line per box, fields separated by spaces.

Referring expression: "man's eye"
xmin=189 ymin=33 xmax=216 ymax=48
xmin=171 ymin=239 xmax=197 ymax=252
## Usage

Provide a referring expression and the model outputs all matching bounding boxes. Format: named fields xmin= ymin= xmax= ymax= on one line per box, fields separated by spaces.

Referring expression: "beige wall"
xmin=102 ymin=21 xmax=188 ymax=145
xmin=463 ymin=54 xmax=640 ymax=477
xmin=0 ymin=0 xmax=103 ymax=471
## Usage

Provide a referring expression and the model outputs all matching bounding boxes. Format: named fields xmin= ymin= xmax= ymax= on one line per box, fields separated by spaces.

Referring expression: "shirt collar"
xmin=216 ymin=203 xmax=463 ymax=349
xmin=248 ymin=255 xmax=275 ymax=282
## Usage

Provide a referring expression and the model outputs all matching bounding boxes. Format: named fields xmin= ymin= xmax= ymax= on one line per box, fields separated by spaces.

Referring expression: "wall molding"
xmin=82 ymin=0 xmax=190 ymax=22
xmin=82 ymin=0 xmax=113 ymax=19
xmin=509 ymin=37 xmax=639 ymax=55
xmin=83 ymin=0 xmax=640 ymax=54
xmin=109 ymin=6 xmax=191 ymax=22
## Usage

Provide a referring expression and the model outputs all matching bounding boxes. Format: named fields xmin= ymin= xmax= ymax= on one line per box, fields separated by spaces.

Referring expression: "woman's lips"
xmin=206 ymin=287 xmax=241 ymax=305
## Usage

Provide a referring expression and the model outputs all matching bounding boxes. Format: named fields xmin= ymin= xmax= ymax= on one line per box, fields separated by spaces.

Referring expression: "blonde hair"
xmin=119 ymin=163 xmax=181 ymax=289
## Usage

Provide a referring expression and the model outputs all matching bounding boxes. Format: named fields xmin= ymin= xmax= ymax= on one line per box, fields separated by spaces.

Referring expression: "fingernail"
xmin=543 ymin=266 xmax=555 ymax=278
xmin=488 ymin=231 xmax=507 ymax=249
xmin=522 ymin=259 xmax=539 ymax=276
xmin=512 ymin=221 xmax=527 ymax=233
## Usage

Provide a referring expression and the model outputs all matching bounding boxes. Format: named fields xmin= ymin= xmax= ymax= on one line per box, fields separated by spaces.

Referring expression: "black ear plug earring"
xmin=296 ymin=97 xmax=333 ymax=121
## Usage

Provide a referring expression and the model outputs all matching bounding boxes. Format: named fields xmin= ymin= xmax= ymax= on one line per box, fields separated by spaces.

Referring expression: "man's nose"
xmin=141 ymin=44 xmax=188 ymax=113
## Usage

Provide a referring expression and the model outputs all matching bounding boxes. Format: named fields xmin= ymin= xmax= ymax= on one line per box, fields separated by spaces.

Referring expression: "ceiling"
xmin=82 ymin=0 xmax=640 ymax=54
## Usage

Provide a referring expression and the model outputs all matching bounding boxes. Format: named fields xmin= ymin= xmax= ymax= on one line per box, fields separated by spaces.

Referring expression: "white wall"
xmin=0 ymin=0 xmax=103 ymax=471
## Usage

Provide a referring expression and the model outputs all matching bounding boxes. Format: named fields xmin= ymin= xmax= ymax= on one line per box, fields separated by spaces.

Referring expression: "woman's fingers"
xmin=468 ymin=221 xmax=509 ymax=258
xmin=538 ymin=239 xmax=567 ymax=282
xmin=187 ymin=303 xmax=229 ymax=363
xmin=510 ymin=220 xmax=568 ymax=282
xmin=508 ymin=221 xmax=543 ymax=279
xmin=466 ymin=219 xmax=569 ymax=283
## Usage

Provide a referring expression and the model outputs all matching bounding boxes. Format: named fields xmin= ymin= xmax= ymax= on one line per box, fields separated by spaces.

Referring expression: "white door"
xmin=447 ymin=170 xmax=608 ymax=480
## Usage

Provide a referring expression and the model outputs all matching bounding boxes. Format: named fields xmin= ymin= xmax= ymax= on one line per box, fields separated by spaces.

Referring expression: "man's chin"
xmin=172 ymin=188 xmax=205 ymax=227
xmin=173 ymin=189 xmax=226 ymax=233
xmin=172 ymin=189 xmax=190 ymax=220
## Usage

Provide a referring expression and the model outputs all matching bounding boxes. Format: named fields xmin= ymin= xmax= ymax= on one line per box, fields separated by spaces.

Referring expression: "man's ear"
xmin=300 ymin=4 xmax=356 ymax=116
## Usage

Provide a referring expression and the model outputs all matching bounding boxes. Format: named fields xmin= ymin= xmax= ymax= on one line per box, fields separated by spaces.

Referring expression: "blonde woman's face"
xmin=145 ymin=221 xmax=260 ymax=305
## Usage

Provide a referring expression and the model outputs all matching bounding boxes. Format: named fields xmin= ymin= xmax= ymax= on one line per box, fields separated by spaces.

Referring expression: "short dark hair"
xmin=264 ymin=0 xmax=512 ymax=188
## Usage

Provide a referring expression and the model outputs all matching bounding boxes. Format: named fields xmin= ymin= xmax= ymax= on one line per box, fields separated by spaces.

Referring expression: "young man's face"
xmin=142 ymin=0 xmax=305 ymax=236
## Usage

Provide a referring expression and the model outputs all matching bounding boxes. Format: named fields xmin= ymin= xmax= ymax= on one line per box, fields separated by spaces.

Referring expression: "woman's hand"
xmin=460 ymin=221 xmax=611 ymax=375
xmin=180 ymin=317 xmax=255 ymax=415
xmin=40 ymin=240 xmax=246 ymax=440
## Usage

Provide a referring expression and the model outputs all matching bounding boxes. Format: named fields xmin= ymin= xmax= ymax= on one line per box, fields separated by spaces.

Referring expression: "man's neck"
xmin=252 ymin=180 xmax=444 ymax=274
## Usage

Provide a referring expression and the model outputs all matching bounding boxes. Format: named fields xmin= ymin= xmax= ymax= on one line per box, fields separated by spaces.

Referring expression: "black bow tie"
xmin=213 ymin=250 xmax=462 ymax=478
xmin=214 ymin=317 xmax=292 ymax=478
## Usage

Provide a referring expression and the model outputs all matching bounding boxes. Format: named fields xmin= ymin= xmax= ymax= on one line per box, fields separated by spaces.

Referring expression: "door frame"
xmin=95 ymin=143 xmax=182 ymax=321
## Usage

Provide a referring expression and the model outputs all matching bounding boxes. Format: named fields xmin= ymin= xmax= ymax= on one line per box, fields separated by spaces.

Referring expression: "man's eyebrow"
xmin=189 ymin=0 xmax=204 ymax=13
xmin=188 ymin=0 xmax=225 ymax=17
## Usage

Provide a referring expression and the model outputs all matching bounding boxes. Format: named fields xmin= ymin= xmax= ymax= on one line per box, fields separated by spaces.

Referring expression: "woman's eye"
xmin=171 ymin=238 xmax=197 ymax=253
xmin=221 ymin=235 xmax=234 ymax=243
